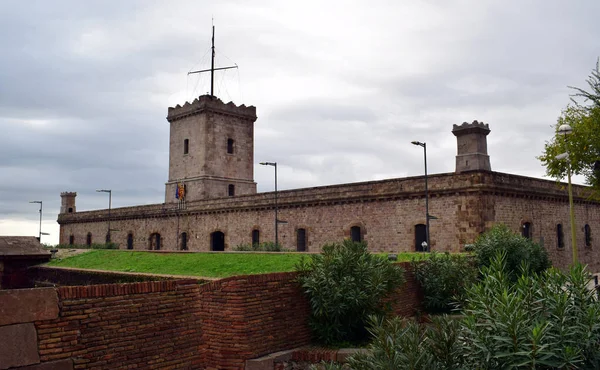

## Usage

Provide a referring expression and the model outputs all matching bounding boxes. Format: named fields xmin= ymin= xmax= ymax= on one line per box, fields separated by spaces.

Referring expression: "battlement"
xmin=167 ymin=95 xmax=257 ymax=122
xmin=60 ymin=191 xmax=77 ymax=197
xmin=452 ymin=120 xmax=491 ymax=136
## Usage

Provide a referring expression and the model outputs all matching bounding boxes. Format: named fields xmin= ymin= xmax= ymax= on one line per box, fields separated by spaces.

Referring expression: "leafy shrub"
xmin=54 ymin=243 xmax=119 ymax=250
xmin=473 ymin=224 xmax=551 ymax=279
xmin=332 ymin=315 xmax=463 ymax=370
xmin=412 ymin=252 xmax=477 ymax=313
xmin=344 ymin=253 xmax=600 ymax=369
xmin=296 ymin=240 xmax=405 ymax=345
xmin=232 ymin=241 xmax=287 ymax=252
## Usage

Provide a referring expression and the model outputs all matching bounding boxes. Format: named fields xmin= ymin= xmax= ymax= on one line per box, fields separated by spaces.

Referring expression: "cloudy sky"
xmin=1 ymin=1 xmax=599 ymax=245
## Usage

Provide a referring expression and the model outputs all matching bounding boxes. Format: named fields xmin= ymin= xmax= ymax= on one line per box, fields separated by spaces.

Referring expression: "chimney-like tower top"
xmin=452 ymin=120 xmax=491 ymax=172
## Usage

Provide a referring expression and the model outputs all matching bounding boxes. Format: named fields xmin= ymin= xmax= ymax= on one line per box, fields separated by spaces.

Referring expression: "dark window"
xmin=557 ymin=224 xmax=564 ymax=249
xmin=227 ymin=138 xmax=234 ymax=154
xmin=297 ymin=228 xmax=307 ymax=252
xmin=522 ymin=222 xmax=532 ymax=239
xmin=585 ymin=224 xmax=592 ymax=247
xmin=127 ymin=233 xmax=134 ymax=250
xmin=149 ymin=233 xmax=161 ymax=250
xmin=69 ymin=235 xmax=74 ymax=245
xmin=415 ymin=224 xmax=427 ymax=252
xmin=181 ymin=232 xmax=188 ymax=250
xmin=184 ymin=139 xmax=189 ymax=155
xmin=228 ymin=184 xmax=235 ymax=196
xmin=68 ymin=207 xmax=73 ymax=213
xmin=211 ymin=231 xmax=225 ymax=251
xmin=252 ymin=229 xmax=260 ymax=246
xmin=350 ymin=226 xmax=361 ymax=242
xmin=86 ymin=232 xmax=92 ymax=246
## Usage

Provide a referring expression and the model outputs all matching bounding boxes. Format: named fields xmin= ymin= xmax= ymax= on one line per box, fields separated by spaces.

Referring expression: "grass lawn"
xmin=45 ymin=250 xmax=426 ymax=278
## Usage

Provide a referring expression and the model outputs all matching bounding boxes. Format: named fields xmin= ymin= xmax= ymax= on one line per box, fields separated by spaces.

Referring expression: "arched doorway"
xmin=414 ymin=224 xmax=427 ymax=252
xmin=149 ymin=233 xmax=161 ymax=250
xmin=350 ymin=226 xmax=362 ymax=242
xmin=297 ymin=228 xmax=307 ymax=252
xmin=211 ymin=231 xmax=225 ymax=251
xmin=127 ymin=233 xmax=134 ymax=250
xmin=181 ymin=232 xmax=188 ymax=251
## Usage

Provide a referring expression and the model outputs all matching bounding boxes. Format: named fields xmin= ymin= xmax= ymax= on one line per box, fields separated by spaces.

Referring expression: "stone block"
xmin=0 ymin=288 xmax=59 ymax=326
xmin=0 ymin=323 xmax=39 ymax=369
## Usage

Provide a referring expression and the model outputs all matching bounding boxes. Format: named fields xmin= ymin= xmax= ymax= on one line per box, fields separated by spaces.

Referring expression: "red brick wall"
xmin=21 ymin=266 xmax=422 ymax=370
xmin=35 ymin=280 xmax=203 ymax=369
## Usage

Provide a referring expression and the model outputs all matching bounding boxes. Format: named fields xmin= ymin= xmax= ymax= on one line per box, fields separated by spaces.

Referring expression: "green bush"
xmin=473 ymin=224 xmax=551 ymax=279
xmin=342 ymin=315 xmax=464 ymax=370
xmin=54 ymin=243 xmax=119 ymax=250
xmin=412 ymin=252 xmax=477 ymax=314
xmin=343 ymin=253 xmax=600 ymax=369
xmin=232 ymin=241 xmax=287 ymax=252
xmin=296 ymin=240 xmax=405 ymax=345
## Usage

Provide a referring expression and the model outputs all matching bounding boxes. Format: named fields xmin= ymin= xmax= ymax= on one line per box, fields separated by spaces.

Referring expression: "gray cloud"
xmin=1 ymin=0 xmax=599 ymax=243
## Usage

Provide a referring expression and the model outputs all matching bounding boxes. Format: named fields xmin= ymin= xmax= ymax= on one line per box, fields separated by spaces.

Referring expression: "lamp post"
xmin=96 ymin=189 xmax=112 ymax=243
xmin=29 ymin=200 xmax=42 ymax=242
xmin=411 ymin=141 xmax=430 ymax=251
xmin=260 ymin=162 xmax=278 ymax=247
xmin=556 ymin=124 xmax=577 ymax=265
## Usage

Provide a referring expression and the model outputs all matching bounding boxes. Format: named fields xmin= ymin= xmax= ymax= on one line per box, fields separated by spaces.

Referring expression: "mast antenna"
xmin=188 ymin=25 xmax=238 ymax=98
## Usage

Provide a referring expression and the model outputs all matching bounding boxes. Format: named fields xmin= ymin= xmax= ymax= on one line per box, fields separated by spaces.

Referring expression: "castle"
xmin=58 ymin=94 xmax=600 ymax=270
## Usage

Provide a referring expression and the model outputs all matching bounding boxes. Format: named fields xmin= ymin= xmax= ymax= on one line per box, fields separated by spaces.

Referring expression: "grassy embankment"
xmin=46 ymin=250 xmax=426 ymax=278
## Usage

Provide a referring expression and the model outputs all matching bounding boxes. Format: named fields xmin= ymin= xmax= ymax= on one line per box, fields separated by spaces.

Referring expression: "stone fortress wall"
xmin=58 ymin=94 xmax=600 ymax=271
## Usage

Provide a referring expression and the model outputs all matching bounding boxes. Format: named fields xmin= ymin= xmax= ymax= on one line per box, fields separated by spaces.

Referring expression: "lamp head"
xmin=96 ymin=189 xmax=111 ymax=193
xmin=557 ymin=124 xmax=573 ymax=136
xmin=259 ymin=162 xmax=276 ymax=166
xmin=411 ymin=141 xmax=425 ymax=147
xmin=29 ymin=200 xmax=42 ymax=204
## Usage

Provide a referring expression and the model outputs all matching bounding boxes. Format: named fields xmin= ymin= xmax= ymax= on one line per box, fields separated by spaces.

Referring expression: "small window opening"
xmin=184 ymin=139 xmax=189 ymax=155
xmin=585 ymin=224 xmax=592 ymax=247
xmin=252 ymin=229 xmax=260 ymax=246
xmin=228 ymin=184 xmax=235 ymax=196
xmin=350 ymin=226 xmax=362 ymax=242
xmin=68 ymin=207 xmax=73 ymax=213
xmin=557 ymin=224 xmax=564 ymax=249
xmin=69 ymin=235 xmax=74 ymax=245
xmin=227 ymin=138 xmax=234 ymax=154
xmin=86 ymin=232 xmax=92 ymax=246
xmin=181 ymin=232 xmax=188 ymax=250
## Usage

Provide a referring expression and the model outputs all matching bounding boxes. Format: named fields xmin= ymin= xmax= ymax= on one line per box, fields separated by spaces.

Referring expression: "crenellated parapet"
xmin=166 ymin=95 xmax=257 ymax=122
xmin=452 ymin=120 xmax=491 ymax=136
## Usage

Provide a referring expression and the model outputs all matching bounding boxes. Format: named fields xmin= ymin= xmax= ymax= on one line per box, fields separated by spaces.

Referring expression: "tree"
xmin=539 ymin=60 xmax=600 ymax=192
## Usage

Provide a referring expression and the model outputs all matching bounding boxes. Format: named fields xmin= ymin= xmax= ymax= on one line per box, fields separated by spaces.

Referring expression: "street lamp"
xmin=411 ymin=141 xmax=430 ymax=251
xmin=259 ymin=162 xmax=279 ymax=247
xmin=29 ymin=200 xmax=42 ymax=242
xmin=556 ymin=124 xmax=577 ymax=265
xmin=96 ymin=189 xmax=112 ymax=243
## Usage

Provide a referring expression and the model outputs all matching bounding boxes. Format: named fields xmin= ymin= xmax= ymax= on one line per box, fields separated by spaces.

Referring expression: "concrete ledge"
xmin=245 ymin=349 xmax=295 ymax=370
xmin=18 ymin=359 xmax=73 ymax=370
xmin=0 ymin=323 xmax=40 ymax=369
xmin=246 ymin=347 xmax=369 ymax=369
xmin=0 ymin=288 xmax=59 ymax=326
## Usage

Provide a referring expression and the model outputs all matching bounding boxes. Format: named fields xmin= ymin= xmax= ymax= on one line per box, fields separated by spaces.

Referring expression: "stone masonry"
xmin=58 ymin=94 xmax=600 ymax=271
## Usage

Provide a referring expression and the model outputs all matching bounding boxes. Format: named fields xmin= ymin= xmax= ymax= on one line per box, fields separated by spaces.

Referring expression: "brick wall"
xmin=1 ymin=265 xmax=422 ymax=370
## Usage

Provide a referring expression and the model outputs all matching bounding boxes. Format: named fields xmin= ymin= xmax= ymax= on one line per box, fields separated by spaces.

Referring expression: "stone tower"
xmin=452 ymin=120 xmax=491 ymax=172
xmin=60 ymin=192 xmax=77 ymax=214
xmin=165 ymin=95 xmax=258 ymax=203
